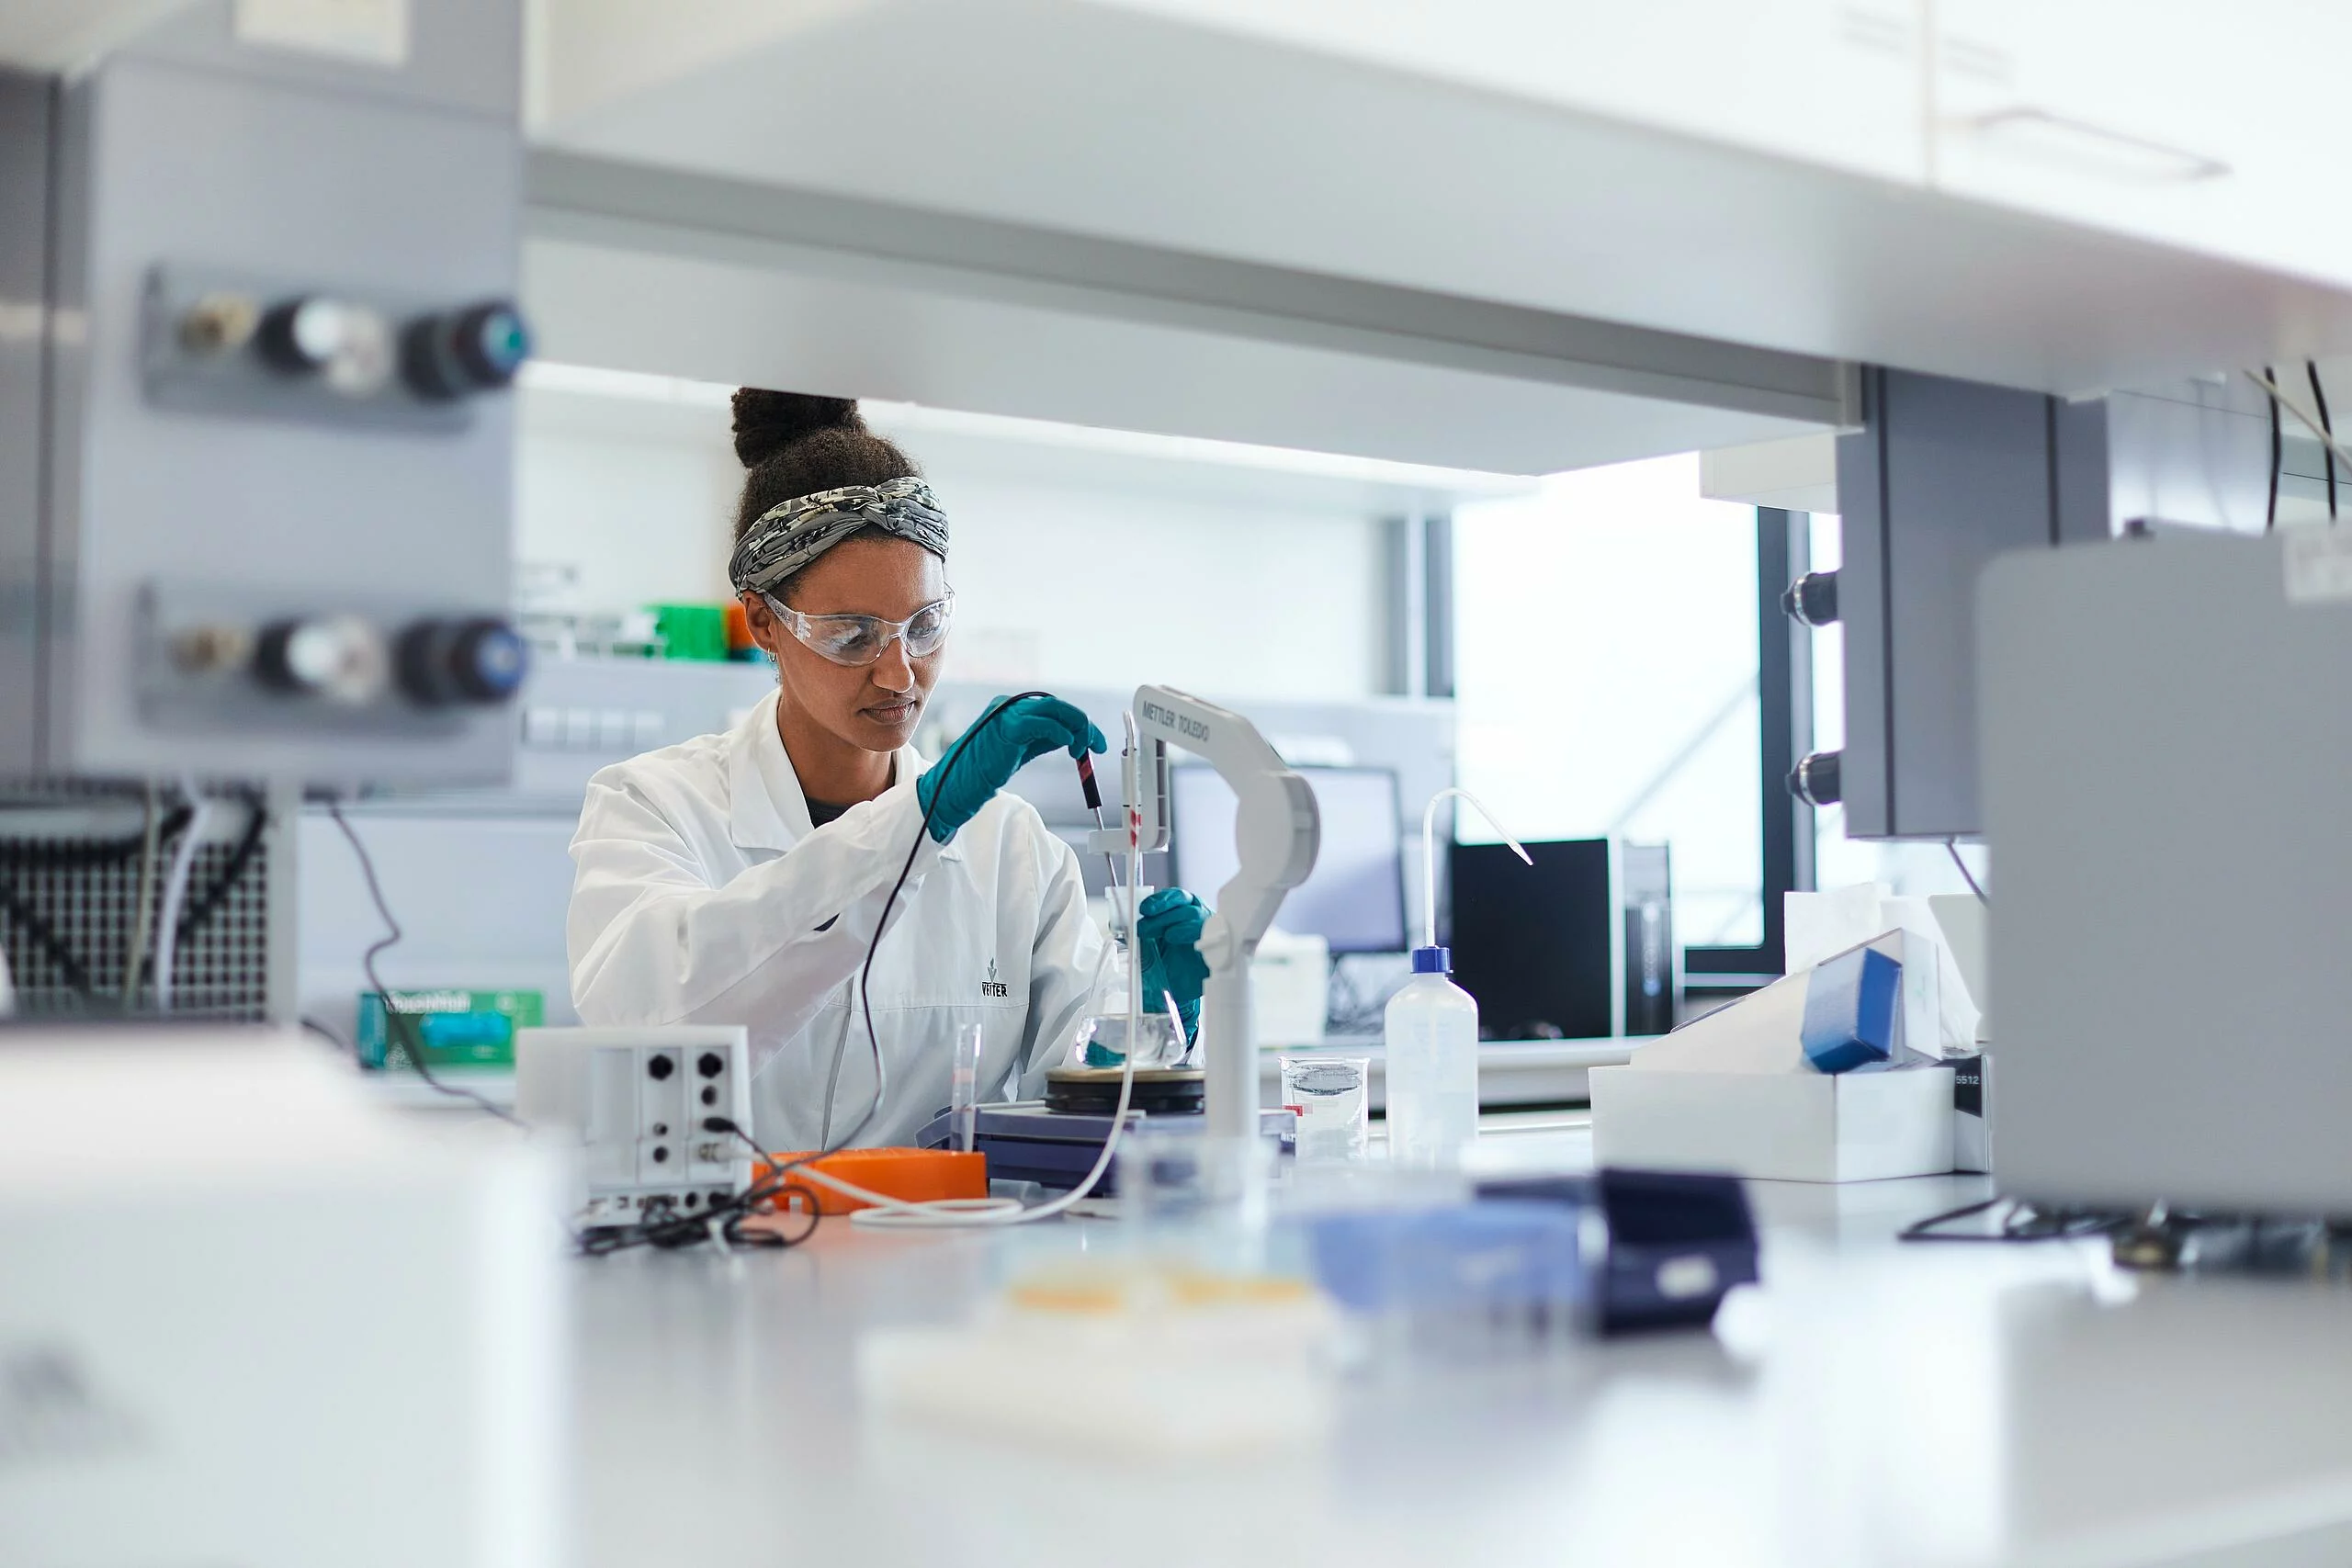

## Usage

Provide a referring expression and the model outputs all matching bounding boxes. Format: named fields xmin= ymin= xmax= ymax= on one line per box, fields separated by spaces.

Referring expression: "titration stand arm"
xmin=1115 ymin=685 xmax=1321 ymax=1142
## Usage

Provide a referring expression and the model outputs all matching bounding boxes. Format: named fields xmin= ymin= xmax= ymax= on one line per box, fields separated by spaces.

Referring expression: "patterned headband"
xmin=728 ymin=477 xmax=949 ymax=595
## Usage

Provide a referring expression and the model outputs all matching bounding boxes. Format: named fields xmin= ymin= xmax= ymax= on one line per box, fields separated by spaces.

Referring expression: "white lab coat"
xmin=565 ymin=690 xmax=1103 ymax=1149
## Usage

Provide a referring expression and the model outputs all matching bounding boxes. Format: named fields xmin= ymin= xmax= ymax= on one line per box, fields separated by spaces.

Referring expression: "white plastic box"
xmin=1589 ymin=1061 xmax=1956 ymax=1183
xmin=1588 ymin=941 xmax=1957 ymax=1184
xmin=0 ymin=1031 xmax=566 ymax=1568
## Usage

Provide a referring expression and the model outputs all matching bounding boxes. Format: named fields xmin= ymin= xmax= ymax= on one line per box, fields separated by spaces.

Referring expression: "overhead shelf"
xmin=528 ymin=0 xmax=2352 ymax=411
xmin=524 ymin=151 xmax=1851 ymax=475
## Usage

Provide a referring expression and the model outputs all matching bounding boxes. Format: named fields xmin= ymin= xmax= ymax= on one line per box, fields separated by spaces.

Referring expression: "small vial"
xmin=951 ymin=1021 xmax=984 ymax=1154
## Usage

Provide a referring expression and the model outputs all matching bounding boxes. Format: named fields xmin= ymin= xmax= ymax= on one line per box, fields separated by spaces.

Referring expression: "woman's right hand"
xmin=915 ymin=695 xmax=1107 ymax=843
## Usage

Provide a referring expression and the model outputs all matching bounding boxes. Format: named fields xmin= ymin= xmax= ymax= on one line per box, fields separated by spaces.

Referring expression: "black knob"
xmin=647 ymin=1055 xmax=675 ymax=1081
xmin=395 ymin=617 xmax=527 ymax=706
xmin=1789 ymin=750 xmax=1843 ymax=808
xmin=697 ymin=1052 xmax=725 ymax=1079
xmin=401 ymin=299 xmax=531 ymax=400
xmin=1782 ymin=570 xmax=1839 ymax=627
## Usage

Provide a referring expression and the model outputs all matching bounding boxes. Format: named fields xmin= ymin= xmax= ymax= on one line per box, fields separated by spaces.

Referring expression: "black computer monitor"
xmin=1448 ymin=837 xmax=1612 ymax=1041
xmin=1169 ymin=765 xmax=1407 ymax=953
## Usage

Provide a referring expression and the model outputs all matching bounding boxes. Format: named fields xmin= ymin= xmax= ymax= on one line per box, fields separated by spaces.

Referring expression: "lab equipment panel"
xmin=1833 ymin=367 xmax=2079 ymax=838
xmin=0 ymin=0 xmax=526 ymax=785
xmin=515 ymin=1025 xmax=757 ymax=1230
xmin=1980 ymin=532 xmax=2352 ymax=1212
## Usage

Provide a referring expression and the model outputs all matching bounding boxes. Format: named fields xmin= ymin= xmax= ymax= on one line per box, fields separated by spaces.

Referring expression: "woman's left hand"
xmin=1136 ymin=887 xmax=1210 ymax=1042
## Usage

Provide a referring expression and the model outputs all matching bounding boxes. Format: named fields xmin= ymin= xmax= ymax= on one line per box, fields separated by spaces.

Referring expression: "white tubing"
xmin=1420 ymin=786 xmax=1532 ymax=951
xmin=153 ymin=775 xmax=214 ymax=1013
xmin=836 ymin=713 xmax=1148 ymax=1230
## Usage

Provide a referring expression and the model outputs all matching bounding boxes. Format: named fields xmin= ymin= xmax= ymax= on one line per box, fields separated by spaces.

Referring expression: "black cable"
xmin=175 ymin=789 xmax=267 ymax=941
xmin=577 ymin=692 xmax=1068 ymax=1254
xmin=577 ymin=1120 xmax=821 ymax=1256
xmin=1899 ymin=1195 xmax=2120 ymax=1244
xmin=797 ymin=690 xmax=1051 ymax=1171
xmin=2267 ymin=365 xmax=2282 ymax=533
xmin=1944 ymin=839 xmax=1988 ymax=906
xmin=2312 ymin=360 xmax=2337 ymax=522
xmin=711 ymin=1114 xmax=821 ymax=1246
xmin=0 ymin=803 xmax=195 ymax=1002
xmin=326 ymin=799 xmax=524 ymax=1127
xmin=0 ymin=877 xmax=101 ymax=998
xmin=0 ymin=789 xmax=263 ymax=1011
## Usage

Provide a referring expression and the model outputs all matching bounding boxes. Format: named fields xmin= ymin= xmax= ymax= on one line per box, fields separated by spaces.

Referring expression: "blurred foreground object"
xmin=1983 ymin=530 xmax=2352 ymax=1213
xmin=0 ymin=1028 xmax=566 ymax=1568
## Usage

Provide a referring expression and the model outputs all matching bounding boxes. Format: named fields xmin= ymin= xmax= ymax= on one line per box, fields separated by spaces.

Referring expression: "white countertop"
xmin=362 ymin=1039 xmax=1635 ymax=1115
xmin=553 ymin=1114 xmax=2352 ymax=1568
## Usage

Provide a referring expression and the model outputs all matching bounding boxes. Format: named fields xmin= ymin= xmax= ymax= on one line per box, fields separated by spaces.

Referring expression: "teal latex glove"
xmin=1136 ymin=886 xmax=1210 ymax=1043
xmin=915 ymin=694 xmax=1107 ymax=844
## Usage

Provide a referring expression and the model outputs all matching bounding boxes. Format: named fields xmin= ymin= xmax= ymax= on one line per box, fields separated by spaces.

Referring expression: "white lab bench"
xmin=548 ymin=1111 xmax=2352 ymax=1568
xmin=361 ymin=1039 xmax=1634 ymax=1114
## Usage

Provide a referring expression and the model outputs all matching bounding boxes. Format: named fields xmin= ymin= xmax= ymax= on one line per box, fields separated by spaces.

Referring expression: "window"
xmin=1453 ymin=455 xmax=1770 ymax=953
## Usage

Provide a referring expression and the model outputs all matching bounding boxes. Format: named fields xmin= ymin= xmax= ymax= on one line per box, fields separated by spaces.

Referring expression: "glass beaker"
xmin=1279 ymin=1055 xmax=1371 ymax=1163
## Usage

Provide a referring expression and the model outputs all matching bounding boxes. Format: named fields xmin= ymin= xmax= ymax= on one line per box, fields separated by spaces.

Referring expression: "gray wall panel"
xmin=28 ymin=0 xmax=526 ymax=786
xmin=0 ymin=70 xmax=48 ymax=770
xmin=1837 ymin=367 xmax=2060 ymax=839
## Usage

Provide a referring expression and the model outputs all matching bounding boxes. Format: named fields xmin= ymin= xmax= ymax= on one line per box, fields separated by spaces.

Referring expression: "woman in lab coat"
xmin=565 ymin=391 xmax=1207 ymax=1150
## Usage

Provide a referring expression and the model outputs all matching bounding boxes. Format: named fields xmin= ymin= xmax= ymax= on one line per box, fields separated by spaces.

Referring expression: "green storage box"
xmin=651 ymin=603 xmax=729 ymax=662
xmin=356 ymin=988 xmax=543 ymax=1072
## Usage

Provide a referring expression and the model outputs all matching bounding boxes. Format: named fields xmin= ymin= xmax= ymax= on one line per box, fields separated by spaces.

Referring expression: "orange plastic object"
xmin=723 ymin=599 xmax=753 ymax=652
xmin=755 ymin=1147 xmax=988 ymax=1216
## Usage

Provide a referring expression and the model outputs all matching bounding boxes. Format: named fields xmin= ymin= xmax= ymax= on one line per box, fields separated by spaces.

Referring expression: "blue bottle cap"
xmin=1411 ymin=945 xmax=1451 ymax=975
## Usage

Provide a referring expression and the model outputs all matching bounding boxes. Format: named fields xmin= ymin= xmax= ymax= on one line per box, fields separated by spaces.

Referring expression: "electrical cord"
xmin=120 ymin=781 xmax=161 ymax=1005
xmin=2312 ymin=361 xmax=2338 ymax=521
xmin=327 ymin=799 xmax=525 ymax=1127
xmin=0 ymin=786 xmax=265 ymax=1010
xmin=575 ymin=1122 xmax=824 ymax=1256
xmin=1899 ymin=1195 xmax=2121 ymax=1244
xmin=2267 ymin=365 xmax=2282 ymax=533
xmin=576 ymin=691 xmax=1064 ymax=1254
xmin=2247 ymin=368 xmax=2352 ymax=495
xmin=0 ymin=879 xmax=101 ymax=998
xmin=576 ymin=1164 xmax=822 ymax=1257
xmin=582 ymin=694 xmax=1142 ymax=1249
xmin=173 ymin=790 xmax=267 ymax=942
xmin=152 ymin=775 xmax=214 ymax=1013
xmin=0 ymin=795 xmax=195 ymax=1006
xmin=748 ymin=698 xmax=1153 ymax=1230
xmin=1944 ymin=839 xmax=1988 ymax=906
xmin=702 ymin=993 xmax=1153 ymax=1231
xmin=808 ymin=691 xmax=1055 ymax=1159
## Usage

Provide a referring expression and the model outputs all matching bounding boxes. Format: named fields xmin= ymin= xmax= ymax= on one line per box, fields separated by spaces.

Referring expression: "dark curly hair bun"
xmin=728 ymin=387 xmax=921 ymax=548
xmin=730 ymin=389 xmax=865 ymax=469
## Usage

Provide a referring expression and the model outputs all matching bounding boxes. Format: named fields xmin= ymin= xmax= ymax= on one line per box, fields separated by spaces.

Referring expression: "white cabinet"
xmin=1094 ymin=0 xmax=1930 ymax=183
xmin=1930 ymin=0 xmax=2352 ymax=288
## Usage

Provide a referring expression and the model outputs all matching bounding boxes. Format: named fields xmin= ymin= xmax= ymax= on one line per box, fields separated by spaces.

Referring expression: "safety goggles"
xmin=760 ymin=590 xmax=955 ymax=668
